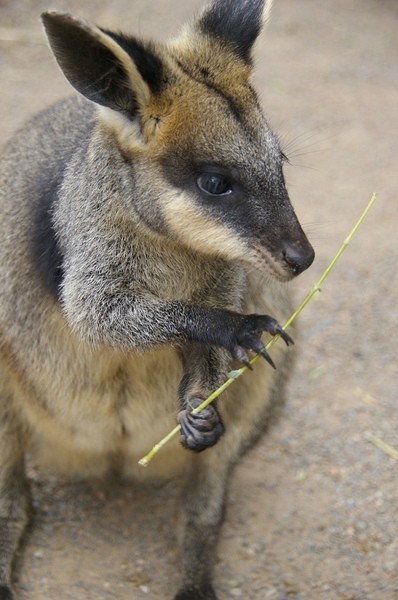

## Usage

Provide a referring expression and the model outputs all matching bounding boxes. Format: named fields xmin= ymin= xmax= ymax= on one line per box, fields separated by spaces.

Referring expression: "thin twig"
xmin=364 ymin=431 xmax=398 ymax=461
xmin=139 ymin=193 xmax=377 ymax=467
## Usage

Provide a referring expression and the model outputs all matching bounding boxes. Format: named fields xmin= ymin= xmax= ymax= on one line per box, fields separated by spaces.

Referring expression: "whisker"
xmin=276 ymin=122 xmax=345 ymax=165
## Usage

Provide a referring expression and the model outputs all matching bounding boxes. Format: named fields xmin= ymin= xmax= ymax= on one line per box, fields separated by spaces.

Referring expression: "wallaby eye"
xmin=197 ymin=173 xmax=232 ymax=196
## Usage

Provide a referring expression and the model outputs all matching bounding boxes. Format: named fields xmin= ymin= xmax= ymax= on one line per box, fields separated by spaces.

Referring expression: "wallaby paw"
xmin=174 ymin=583 xmax=218 ymax=600
xmin=0 ymin=585 xmax=14 ymax=600
xmin=177 ymin=399 xmax=224 ymax=453
xmin=227 ymin=314 xmax=294 ymax=369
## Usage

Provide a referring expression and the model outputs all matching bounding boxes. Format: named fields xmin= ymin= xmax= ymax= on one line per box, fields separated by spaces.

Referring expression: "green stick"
xmin=364 ymin=431 xmax=398 ymax=461
xmin=139 ymin=193 xmax=376 ymax=467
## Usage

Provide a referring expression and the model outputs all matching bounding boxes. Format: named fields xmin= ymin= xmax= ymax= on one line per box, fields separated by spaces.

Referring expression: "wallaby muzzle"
xmin=281 ymin=237 xmax=315 ymax=276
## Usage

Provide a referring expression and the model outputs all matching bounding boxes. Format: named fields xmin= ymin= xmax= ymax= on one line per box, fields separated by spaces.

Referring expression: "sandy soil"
xmin=0 ymin=0 xmax=398 ymax=599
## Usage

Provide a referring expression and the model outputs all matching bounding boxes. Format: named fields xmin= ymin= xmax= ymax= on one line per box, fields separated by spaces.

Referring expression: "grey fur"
xmin=0 ymin=1 xmax=314 ymax=599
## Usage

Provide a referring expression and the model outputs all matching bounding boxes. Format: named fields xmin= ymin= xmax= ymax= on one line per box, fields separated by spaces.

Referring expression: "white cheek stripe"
xmin=162 ymin=191 xmax=248 ymax=260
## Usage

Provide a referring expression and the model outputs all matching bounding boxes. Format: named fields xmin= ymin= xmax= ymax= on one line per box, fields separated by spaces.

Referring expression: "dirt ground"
xmin=1 ymin=0 xmax=398 ymax=599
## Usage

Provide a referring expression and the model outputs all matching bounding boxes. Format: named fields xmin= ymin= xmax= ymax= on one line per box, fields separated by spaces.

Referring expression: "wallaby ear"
xmin=41 ymin=12 xmax=164 ymax=116
xmin=197 ymin=0 xmax=273 ymax=62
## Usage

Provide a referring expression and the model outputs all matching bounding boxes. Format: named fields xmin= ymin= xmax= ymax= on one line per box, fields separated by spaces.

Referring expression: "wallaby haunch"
xmin=0 ymin=0 xmax=314 ymax=598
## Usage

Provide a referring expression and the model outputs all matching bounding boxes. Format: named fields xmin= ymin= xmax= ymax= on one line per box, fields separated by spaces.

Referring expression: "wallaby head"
xmin=42 ymin=0 xmax=314 ymax=282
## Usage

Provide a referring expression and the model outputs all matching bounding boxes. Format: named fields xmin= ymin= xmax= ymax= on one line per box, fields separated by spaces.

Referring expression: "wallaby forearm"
xmin=63 ymin=286 xmax=291 ymax=370
xmin=63 ymin=288 xmax=247 ymax=348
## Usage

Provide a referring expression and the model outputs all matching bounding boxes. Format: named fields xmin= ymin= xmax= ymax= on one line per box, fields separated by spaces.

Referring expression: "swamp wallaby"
xmin=0 ymin=0 xmax=314 ymax=598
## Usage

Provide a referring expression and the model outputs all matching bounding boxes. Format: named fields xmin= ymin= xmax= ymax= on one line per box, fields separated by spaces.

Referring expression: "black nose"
xmin=282 ymin=240 xmax=315 ymax=276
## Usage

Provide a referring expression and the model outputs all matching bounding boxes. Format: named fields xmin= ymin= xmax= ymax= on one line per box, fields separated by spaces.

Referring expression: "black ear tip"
xmin=198 ymin=0 xmax=266 ymax=62
xmin=42 ymin=11 xmax=64 ymax=23
xmin=41 ymin=12 xmax=79 ymax=33
xmin=41 ymin=11 xmax=54 ymax=27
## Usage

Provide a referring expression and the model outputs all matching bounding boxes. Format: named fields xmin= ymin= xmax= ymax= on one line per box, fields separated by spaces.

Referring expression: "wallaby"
xmin=0 ymin=0 xmax=314 ymax=598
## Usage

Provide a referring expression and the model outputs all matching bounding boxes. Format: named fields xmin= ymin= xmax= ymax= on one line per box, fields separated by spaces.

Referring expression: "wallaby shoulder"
xmin=0 ymin=95 xmax=95 ymax=171
xmin=0 ymin=97 xmax=96 ymax=297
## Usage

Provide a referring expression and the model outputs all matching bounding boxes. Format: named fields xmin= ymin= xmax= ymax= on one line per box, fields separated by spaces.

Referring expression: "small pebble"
xmin=140 ymin=585 xmax=150 ymax=594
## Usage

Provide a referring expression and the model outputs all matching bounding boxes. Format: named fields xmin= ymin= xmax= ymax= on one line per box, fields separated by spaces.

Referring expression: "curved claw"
xmin=246 ymin=336 xmax=276 ymax=369
xmin=254 ymin=316 xmax=293 ymax=346
xmin=259 ymin=348 xmax=276 ymax=369
xmin=242 ymin=358 xmax=253 ymax=371
xmin=232 ymin=345 xmax=252 ymax=369
xmin=277 ymin=327 xmax=294 ymax=346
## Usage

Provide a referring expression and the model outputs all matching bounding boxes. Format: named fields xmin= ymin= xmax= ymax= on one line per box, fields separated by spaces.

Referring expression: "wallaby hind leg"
xmin=0 ymin=402 xmax=30 ymax=600
xmin=175 ymin=456 xmax=231 ymax=600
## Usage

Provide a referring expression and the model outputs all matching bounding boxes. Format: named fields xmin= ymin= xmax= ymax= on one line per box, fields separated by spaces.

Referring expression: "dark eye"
xmin=197 ymin=173 xmax=232 ymax=196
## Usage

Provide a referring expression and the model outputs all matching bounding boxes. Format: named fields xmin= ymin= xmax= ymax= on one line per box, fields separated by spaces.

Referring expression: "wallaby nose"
xmin=281 ymin=239 xmax=315 ymax=276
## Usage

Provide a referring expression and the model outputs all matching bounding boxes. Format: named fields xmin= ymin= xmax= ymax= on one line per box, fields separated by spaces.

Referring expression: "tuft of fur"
xmin=0 ymin=1 xmax=313 ymax=599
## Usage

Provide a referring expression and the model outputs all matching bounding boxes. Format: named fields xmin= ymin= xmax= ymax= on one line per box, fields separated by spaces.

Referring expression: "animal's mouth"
xmin=249 ymin=239 xmax=315 ymax=282
xmin=249 ymin=245 xmax=295 ymax=282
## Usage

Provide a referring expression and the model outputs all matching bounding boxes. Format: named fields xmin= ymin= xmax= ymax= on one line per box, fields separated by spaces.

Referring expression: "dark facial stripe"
xmin=174 ymin=58 xmax=246 ymax=128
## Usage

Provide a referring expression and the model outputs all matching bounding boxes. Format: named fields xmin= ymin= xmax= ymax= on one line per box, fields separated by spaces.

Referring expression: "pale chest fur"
xmin=23 ymin=342 xmax=184 ymax=477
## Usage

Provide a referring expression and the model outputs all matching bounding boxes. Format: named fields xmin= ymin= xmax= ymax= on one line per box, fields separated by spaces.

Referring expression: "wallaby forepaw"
xmin=0 ymin=585 xmax=14 ymax=600
xmin=177 ymin=399 xmax=224 ymax=453
xmin=227 ymin=314 xmax=293 ymax=369
xmin=258 ymin=315 xmax=294 ymax=347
